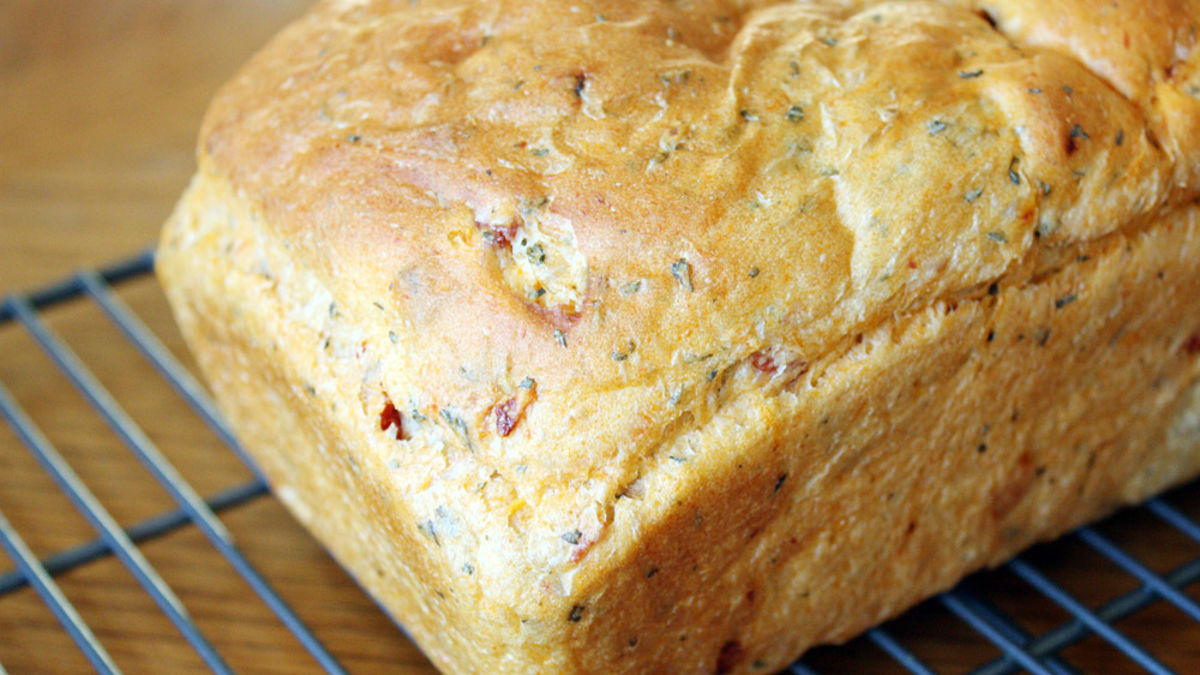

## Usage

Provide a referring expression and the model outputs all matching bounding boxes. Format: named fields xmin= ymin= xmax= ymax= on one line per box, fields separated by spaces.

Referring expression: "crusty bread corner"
xmin=159 ymin=1 xmax=1200 ymax=672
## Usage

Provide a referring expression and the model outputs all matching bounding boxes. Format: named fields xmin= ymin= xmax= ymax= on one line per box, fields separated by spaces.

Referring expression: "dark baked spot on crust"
xmin=479 ymin=220 xmax=516 ymax=249
xmin=1184 ymin=334 xmax=1200 ymax=356
xmin=716 ymin=640 xmax=745 ymax=674
xmin=380 ymin=397 xmax=408 ymax=440
xmin=990 ymin=451 xmax=1036 ymax=520
xmin=1146 ymin=128 xmax=1162 ymax=150
xmin=1065 ymin=125 xmax=1088 ymax=156
xmin=496 ymin=398 xmax=519 ymax=436
xmin=568 ymin=533 xmax=596 ymax=563
xmin=567 ymin=604 xmax=585 ymax=622
xmin=492 ymin=379 xmax=536 ymax=437
xmin=750 ymin=350 xmax=779 ymax=375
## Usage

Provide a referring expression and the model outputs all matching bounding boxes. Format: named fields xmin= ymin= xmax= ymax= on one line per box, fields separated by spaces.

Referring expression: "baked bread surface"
xmin=159 ymin=0 xmax=1200 ymax=672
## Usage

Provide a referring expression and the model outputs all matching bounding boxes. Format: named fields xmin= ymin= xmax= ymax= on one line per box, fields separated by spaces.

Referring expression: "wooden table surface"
xmin=0 ymin=2 xmax=435 ymax=672
xmin=3 ymin=2 xmax=1200 ymax=674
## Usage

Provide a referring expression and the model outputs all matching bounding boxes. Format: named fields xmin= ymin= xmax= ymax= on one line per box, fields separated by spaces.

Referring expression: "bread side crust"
xmin=159 ymin=165 xmax=1200 ymax=672
xmin=576 ymin=206 xmax=1200 ymax=672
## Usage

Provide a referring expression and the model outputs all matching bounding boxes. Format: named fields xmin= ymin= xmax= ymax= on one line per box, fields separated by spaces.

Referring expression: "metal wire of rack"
xmin=1 ymin=250 xmax=1199 ymax=673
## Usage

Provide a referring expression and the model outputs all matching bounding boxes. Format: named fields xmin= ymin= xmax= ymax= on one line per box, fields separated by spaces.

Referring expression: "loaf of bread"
xmin=158 ymin=0 xmax=1200 ymax=671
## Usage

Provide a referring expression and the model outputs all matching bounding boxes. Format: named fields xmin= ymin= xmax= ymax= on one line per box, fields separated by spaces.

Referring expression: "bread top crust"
xmin=196 ymin=0 xmax=1200 ymax=576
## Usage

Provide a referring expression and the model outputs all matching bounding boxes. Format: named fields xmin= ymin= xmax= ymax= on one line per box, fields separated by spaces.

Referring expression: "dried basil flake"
xmin=670 ymin=258 xmax=694 ymax=291
xmin=611 ymin=340 xmax=636 ymax=362
xmin=439 ymin=409 xmax=474 ymax=452
xmin=527 ymin=243 xmax=546 ymax=264
xmin=1055 ymin=293 xmax=1077 ymax=309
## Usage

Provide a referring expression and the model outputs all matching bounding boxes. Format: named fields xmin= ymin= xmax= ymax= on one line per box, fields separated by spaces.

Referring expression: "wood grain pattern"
xmin=1 ymin=2 xmax=1198 ymax=674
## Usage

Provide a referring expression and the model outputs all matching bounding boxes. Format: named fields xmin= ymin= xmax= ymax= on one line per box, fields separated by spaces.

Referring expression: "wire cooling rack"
xmin=1 ymin=251 xmax=1199 ymax=673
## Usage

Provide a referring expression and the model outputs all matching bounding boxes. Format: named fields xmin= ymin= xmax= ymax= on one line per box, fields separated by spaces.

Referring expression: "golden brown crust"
xmin=159 ymin=1 xmax=1200 ymax=672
